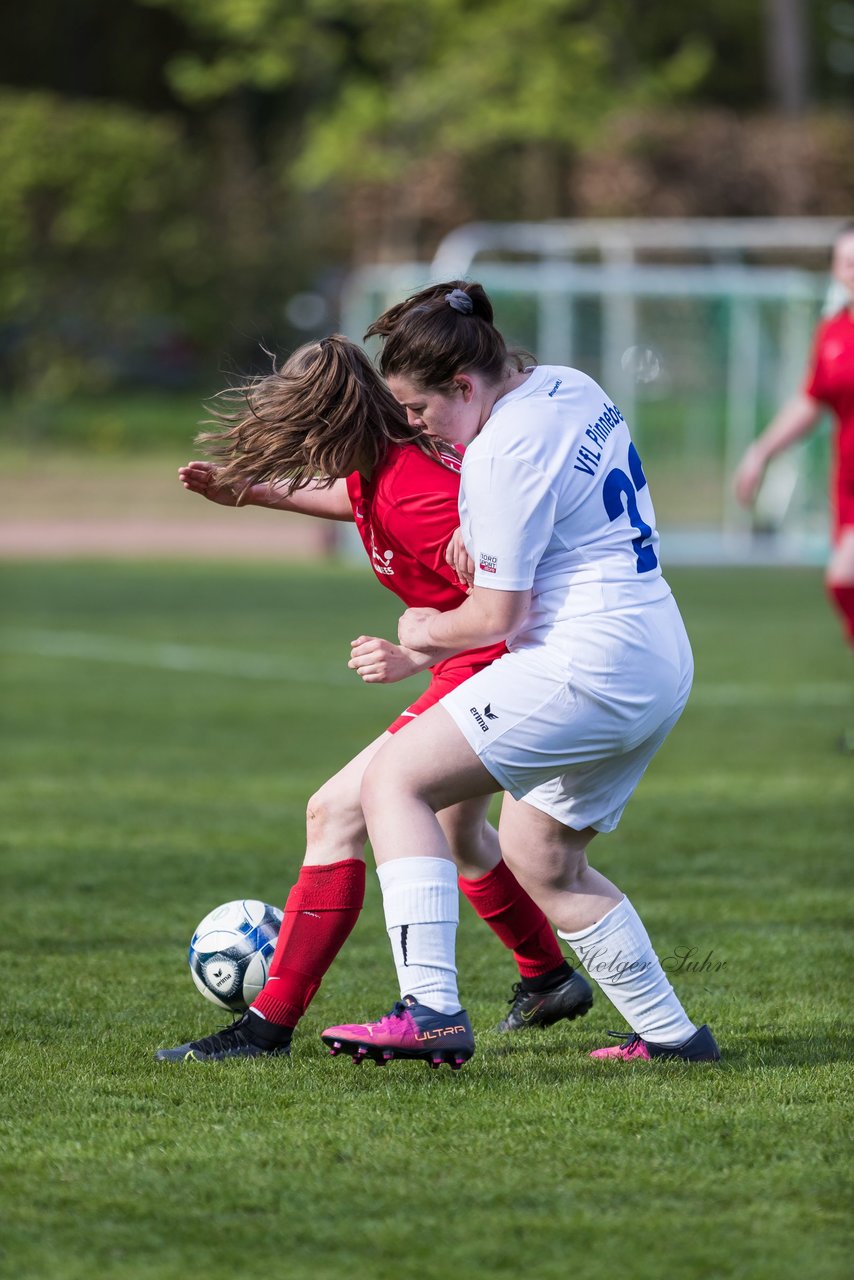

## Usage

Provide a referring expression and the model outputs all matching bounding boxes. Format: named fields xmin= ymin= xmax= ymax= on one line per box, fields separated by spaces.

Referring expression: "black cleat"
xmin=495 ymin=970 xmax=594 ymax=1033
xmin=155 ymin=1012 xmax=291 ymax=1062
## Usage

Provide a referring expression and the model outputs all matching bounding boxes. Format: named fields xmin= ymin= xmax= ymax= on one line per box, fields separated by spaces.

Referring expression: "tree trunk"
xmin=764 ymin=0 xmax=810 ymax=116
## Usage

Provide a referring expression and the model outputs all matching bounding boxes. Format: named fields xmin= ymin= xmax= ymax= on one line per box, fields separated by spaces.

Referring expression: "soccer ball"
xmin=188 ymin=899 xmax=283 ymax=1012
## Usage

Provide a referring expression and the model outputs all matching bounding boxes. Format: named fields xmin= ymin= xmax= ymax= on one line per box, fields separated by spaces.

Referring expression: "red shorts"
xmin=387 ymin=643 xmax=506 ymax=735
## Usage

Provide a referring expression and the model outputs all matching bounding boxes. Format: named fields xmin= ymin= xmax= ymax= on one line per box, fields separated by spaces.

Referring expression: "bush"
xmin=0 ymin=90 xmax=218 ymax=396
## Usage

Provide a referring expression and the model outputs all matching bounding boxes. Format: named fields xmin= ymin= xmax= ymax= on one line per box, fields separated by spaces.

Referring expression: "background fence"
xmin=342 ymin=217 xmax=846 ymax=564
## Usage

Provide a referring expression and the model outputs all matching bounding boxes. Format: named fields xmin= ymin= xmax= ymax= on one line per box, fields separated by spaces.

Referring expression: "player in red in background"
xmin=734 ymin=222 xmax=854 ymax=748
xmin=156 ymin=335 xmax=592 ymax=1062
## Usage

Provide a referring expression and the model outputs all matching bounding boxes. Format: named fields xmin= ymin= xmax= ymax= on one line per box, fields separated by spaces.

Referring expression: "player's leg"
xmin=155 ymin=718 xmax=578 ymax=1063
xmin=321 ymin=706 xmax=498 ymax=1065
xmin=239 ymin=731 xmax=412 ymax=1045
xmin=436 ymin=793 xmax=500 ymax=880
xmin=439 ymin=796 xmax=593 ymax=1029
xmin=497 ymin=793 xmax=716 ymax=1059
xmin=826 ymin=512 xmax=854 ymax=750
xmin=388 ymin=678 xmax=578 ymax=1010
xmin=484 ymin=642 xmax=715 ymax=1063
xmin=826 ymin=525 xmax=854 ymax=648
xmin=155 ymin=734 xmax=388 ymax=1062
xmin=380 ymin=670 xmax=587 ymax=1019
xmin=245 ymin=737 xmax=379 ymax=1030
xmin=251 ymin=719 xmax=530 ymax=1039
xmin=325 ymin=614 xmax=717 ymax=1066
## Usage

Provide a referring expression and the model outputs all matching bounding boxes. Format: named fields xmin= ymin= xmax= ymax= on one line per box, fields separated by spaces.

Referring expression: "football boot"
xmin=589 ymin=1023 xmax=720 ymax=1062
xmin=155 ymin=1011 xmax=291 ymax=1062
xmin=495 ymin=969 xmax=594 ymax=1033
xmin=321 ymin=995 xmax=474 ymax=1069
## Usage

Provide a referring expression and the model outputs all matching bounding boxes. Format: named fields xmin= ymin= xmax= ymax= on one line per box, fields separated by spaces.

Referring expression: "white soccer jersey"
xmin=459 ymin=365 xmax=672 ymax=648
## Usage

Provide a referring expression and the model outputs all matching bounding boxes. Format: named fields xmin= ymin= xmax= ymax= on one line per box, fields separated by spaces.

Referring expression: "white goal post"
xmin=341 ymin=218 xmax=848 ymax=565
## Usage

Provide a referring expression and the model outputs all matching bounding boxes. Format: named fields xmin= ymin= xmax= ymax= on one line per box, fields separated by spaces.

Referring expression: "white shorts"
xmin=440 ymin=593 xmax=693 ymax=833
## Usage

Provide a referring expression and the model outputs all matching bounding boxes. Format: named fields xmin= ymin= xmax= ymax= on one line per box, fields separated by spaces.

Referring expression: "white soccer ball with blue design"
xmin=189 ymin=899 xmax=283 ymax=1012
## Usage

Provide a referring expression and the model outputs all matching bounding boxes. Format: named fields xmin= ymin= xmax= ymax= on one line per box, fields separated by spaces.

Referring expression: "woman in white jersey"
xmin=320 ymin=281 xmax=719 ymax=1068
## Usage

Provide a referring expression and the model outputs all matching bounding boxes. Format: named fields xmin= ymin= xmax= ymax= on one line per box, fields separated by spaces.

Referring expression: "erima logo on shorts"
xmin=469 ymin=703 xmax=498 ymax=732
xmin=479 ymin=553 xmax=497 ymax=574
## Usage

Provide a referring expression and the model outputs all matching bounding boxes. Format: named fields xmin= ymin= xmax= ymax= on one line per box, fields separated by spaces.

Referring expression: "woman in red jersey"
xmin=156 ymin=335 xmax=592 ymax=1062
xmin=734 ymin=223 xmax=854 ymax=696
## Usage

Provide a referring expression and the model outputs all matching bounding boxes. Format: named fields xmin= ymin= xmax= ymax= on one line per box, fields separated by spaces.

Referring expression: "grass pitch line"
xmin=690 ymin=681 xmax=852 ymax=708
xmin=0 ymin=627 xmax=357 ymax=687
xmin=0 ymin=626 xmax=851 ymax=705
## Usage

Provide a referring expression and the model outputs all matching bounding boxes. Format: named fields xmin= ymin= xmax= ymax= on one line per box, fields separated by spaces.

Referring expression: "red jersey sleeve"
xmin=345 ymin=471 xmax=362 ymax=513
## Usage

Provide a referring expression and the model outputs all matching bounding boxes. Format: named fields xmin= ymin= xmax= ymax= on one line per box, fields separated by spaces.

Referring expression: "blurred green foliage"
xmin=0 ymin=0 xmax=851 ymax=418
xmin=0 ymin=91 xmax=205 ymax=398
xmin=0 ymin=390 xmax=204 ymax=453
xmin=145 ymin=0 xmax=711 ymax=185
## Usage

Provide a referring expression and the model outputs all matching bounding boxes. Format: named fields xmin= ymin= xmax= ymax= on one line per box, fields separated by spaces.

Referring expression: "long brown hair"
xmin=197 ymin=335 xmax=459 ymax=499
xmin=366 ymin=280 xmax=527 ymax=392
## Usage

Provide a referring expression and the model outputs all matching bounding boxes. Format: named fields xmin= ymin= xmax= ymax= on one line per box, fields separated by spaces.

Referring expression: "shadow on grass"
xmin=720 ymin=1028 xmax=853 ymax=1068
xmin=479 ymin=1024 xmax=853 ymax=1070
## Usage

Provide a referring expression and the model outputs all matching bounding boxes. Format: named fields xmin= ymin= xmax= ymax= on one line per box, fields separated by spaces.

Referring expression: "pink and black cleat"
xmin=590 ymin=1023 xmax=720 ymax=1063
xmin=321 ymin=995 xmax=475 ymax=1070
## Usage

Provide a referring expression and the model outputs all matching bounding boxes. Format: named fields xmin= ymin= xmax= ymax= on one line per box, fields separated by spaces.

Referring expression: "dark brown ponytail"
xmin=366 ymin=280 xmax=512 ymax=392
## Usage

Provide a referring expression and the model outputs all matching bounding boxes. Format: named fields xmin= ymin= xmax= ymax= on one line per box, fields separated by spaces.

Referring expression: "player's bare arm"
xmin=179 ymin=462 xmax=354 ymax=520
xmin=399 ymin=586 xmax=532 ymax=656
xmin=348 ymin=635 xmax=435 ymax=684
xmin=733 ymin=394 xmax=823 ymax=506
xmin=445 ymin=528 xmax=475 ymax=591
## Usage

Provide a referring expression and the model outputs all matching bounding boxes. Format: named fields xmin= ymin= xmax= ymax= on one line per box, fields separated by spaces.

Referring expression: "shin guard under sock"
xmin=560 ymin=896 xmax=697 ymax=1045
xmin=377 ymin=857 xmax=460 ymax=1014
xmin=458 ymin=859 xmax=565 ymax=979
xmin=251 ymin=858 xmax=366 ymax=1028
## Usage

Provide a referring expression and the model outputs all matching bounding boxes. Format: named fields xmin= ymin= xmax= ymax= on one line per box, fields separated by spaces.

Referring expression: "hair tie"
xmin=445 ymin=288 xmax=474 ymax=315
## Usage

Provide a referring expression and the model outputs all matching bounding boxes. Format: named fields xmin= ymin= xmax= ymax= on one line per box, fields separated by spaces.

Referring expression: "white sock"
xmin=377 ymin=857 xmax=460 ymax=1015
xmin=559 ymin=897 xmax=697 ymax=1045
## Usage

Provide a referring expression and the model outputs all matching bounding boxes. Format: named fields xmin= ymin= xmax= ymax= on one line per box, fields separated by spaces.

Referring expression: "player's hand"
xmin=732 ymin=447 xmax=765 ymax=507
xmin=398 ymin=607 xmax=440 ymax=652
xmin=445 ymin=527 xmax=474 ymax=591
xmin=179 ymin=461 xmax=239 ymax=507
xmin=348 ymin=635 xmax=433 ymax=683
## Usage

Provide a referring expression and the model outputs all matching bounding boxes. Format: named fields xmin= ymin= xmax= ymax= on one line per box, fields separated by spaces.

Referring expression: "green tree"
xmin=0 ymin=90 xmax=205 ymax=396
xmin=134 ymin=0 xmax=712 ymax=257
xmin=144 ymin=0 xmax=710 ymax=189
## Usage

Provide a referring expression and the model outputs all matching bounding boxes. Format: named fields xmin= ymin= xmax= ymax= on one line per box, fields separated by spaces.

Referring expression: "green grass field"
xmin=1 ymin=561 xmax=852 ymax=1280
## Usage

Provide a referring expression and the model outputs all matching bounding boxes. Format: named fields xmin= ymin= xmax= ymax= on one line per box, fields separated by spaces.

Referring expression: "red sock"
xmin=251 ymin=859 xmax=366 ymax=1028
xmin=828 ymin=582 xmax=854 ymax=648
xmin=458 ymin=860 xmax=565 ymax=979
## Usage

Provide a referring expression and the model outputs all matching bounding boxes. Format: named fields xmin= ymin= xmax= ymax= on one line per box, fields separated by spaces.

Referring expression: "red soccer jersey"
xmin=804 ymin=307 xmax=854 ymax=532
xmin=345 ymin=442 xmax=506 ymax=714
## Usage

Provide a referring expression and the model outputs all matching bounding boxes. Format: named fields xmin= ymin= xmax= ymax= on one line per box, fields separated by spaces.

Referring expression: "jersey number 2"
xmin=602 ymin=443 xmax=659 ymax=574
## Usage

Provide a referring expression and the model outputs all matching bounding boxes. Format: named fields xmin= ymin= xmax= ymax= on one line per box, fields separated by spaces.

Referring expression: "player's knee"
xmin=504 ymin=837 xmax=590 ymax=896
xmin=306 ymin=779 xmax=361 ymax=842
xmin=360 ymin=751 xmax=417 ymax=822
